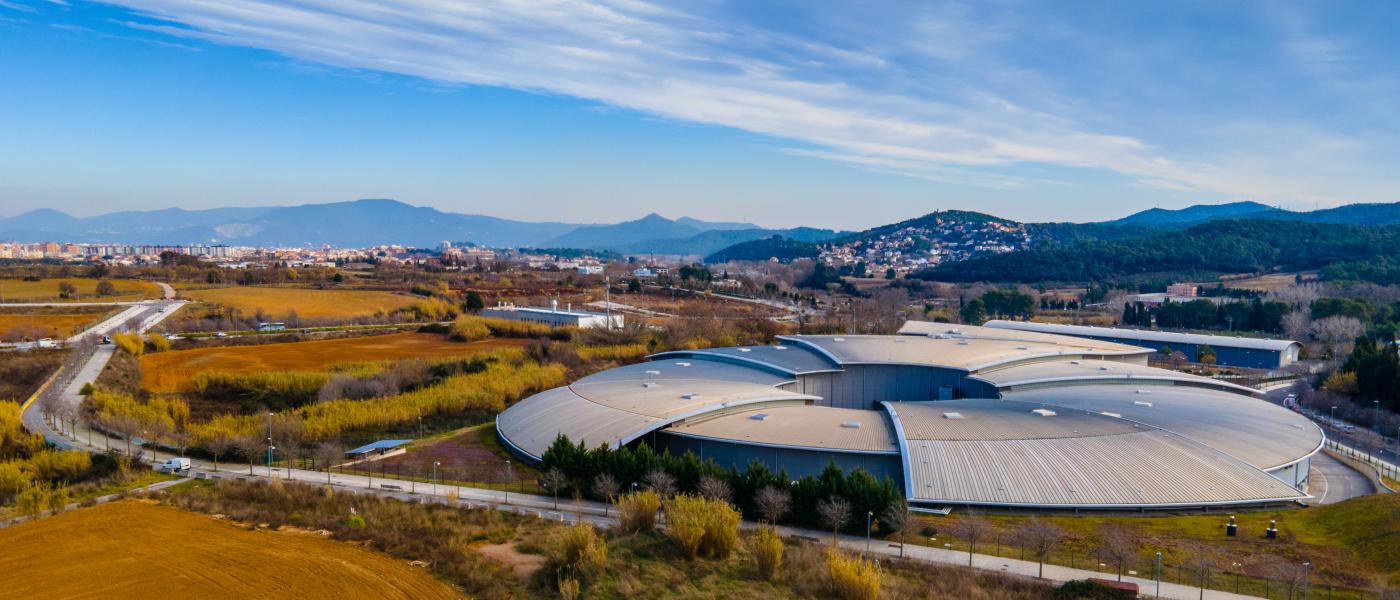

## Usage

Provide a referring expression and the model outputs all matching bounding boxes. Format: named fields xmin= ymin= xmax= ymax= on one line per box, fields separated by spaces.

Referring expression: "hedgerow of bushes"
xmin=539 ymin=435 xmax=903 ymax=535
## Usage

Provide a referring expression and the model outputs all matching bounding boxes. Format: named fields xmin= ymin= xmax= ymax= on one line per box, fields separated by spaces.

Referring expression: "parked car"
xmin=158 ymin=457 xmax=191 ymax=473
xmin=36 ymin=339 xmax=57 ymax=349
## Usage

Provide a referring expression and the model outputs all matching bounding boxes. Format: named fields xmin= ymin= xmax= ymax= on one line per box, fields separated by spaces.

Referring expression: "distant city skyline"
xmin=2 ymin=1 xmax=1398 ymax=229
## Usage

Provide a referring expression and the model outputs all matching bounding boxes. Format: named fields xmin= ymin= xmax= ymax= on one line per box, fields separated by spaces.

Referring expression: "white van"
xmin=159 ymin=457 xmax=191 ymax=473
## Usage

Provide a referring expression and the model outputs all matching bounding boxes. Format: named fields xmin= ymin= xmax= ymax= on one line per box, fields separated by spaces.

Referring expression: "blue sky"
xmin=2 ymin=1 xmax=1398 ymax=229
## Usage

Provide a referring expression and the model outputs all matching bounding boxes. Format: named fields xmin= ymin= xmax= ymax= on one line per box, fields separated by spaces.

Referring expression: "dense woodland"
xmin=914 ymin=220 xmax=1400 ymax=285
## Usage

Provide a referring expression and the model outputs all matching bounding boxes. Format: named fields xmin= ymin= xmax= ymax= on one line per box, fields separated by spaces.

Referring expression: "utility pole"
xmin=604 ymin=275 xmax=612 ymax=329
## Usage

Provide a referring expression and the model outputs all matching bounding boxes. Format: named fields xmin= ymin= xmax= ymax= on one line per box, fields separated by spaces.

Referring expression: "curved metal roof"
xmin=982 ymin=320 xmax=1301 ymax=352
xmin=496 ymin=330 xmax=1319 ymax=508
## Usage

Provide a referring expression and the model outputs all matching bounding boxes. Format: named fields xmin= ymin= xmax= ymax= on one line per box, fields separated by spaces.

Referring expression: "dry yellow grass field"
xmin=179 ymin=286 xmax=418 ymax=319
xmin=0 ymin=312 xmax=106 ymax=341
xmin=0 ymin=277 xmax=159 ymax=302
xmin=141 ymin=332 xmax=527 ymax=392
xmin=0 ymin=500 xmax=459 ymax=599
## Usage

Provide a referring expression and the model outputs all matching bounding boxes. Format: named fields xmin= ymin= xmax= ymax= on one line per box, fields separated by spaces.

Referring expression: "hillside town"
xmin=819 ymin=216 xmax=1032 ymax=274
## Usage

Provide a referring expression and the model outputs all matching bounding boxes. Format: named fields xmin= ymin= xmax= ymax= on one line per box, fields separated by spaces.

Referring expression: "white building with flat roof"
xmin=482 ymin=300 xmax=623 ymax=329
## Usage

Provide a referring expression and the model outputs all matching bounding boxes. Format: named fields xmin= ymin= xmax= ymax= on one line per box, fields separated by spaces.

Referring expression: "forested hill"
xmin=912 ymin=220 xmax=1400 ymax=284
xmin=703 ymin=235 xmax=820 ymax=264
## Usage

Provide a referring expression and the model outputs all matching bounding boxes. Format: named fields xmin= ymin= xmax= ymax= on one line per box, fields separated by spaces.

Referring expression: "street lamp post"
xmin=1232 ymin=562 xmax=1241 ymax=593
xmin=432 ymin=461 xmax=440 ymax=497
xmin=503 ymin=460 xmax=512 ymax=504
xmin=1155 ymin=552 xmax=1162 ymax=599
xmin=865 ymin=511 xmax=874 ymax=555
xmin=1330 ymin=406 xmax=1337 ymax=437
xmin=1303 ymin=561 xmax=1311 ymax=600
xmin=265 ymin=412 xmax=274 ymax=475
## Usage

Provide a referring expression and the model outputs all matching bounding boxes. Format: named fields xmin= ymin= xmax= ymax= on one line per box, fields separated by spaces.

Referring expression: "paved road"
xmin=1308 ymin=450 xmax=1375 ymax=504
xmin=1264 ymin=387 xmax=1400 ymax=480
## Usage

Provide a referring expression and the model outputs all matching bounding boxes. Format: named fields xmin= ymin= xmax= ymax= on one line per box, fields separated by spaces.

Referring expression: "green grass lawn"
xmin=904 ymin=493 xmax=1400 ymax=597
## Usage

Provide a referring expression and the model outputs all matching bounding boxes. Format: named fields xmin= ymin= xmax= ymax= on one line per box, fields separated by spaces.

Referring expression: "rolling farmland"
xmin=0 ymin=277 xmax=159 ymax=302
xmin=140 ymin=332 xmax=527 ymax=392
xmin=0 ymin=305 xmax=114 ymax=341
xmin=178 ymin=286 xmax=419 ymax=320
xmin=0 ymin=501 xmax=459 ymax=599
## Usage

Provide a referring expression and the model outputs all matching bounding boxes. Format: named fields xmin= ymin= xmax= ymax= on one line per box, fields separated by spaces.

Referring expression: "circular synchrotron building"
xmin=498 ymin=322 xmax=1323 ymax=511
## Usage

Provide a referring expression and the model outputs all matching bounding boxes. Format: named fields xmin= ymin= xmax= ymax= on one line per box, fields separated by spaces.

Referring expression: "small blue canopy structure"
xmin=345 ymin=439 xmax=412 ymax=457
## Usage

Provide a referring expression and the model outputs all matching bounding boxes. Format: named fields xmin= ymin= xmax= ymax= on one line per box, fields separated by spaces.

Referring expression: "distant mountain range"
xmin=6 ymin=197 xmax=1400 ymax=259
xmin=0 ymin=199 xmax=838 ymax=256
xmin=1103 ymin=200 xmax=1400 ymax=228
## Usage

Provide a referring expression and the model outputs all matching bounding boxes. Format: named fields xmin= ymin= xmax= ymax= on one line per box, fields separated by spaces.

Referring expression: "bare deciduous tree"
xmin=1282 ymin=310 xmax=1311 ymax=342
xmin=1311 ymin=315 xmax=1364 ymax=361
xmin=1186 ymin=544 xmax=1215 ymax=596
xmin=952 ymin=509 xmax=992 ymax=566
xmin=755 ymin=485 xmax=791 ymax=524
xmin=270 ymin=414 xmax=305 ymax=473
xmin=203 ymin=431 xmax=233 ymax=472
xmin=817 ymin=496 xmax=852 ymax=544
xmin=697 ymin=475 xmax=731 ymax=502
xmin=642 ymin=469 xmax=676 ymax=498
xmin=1266 ymin=558 xmax=1308 ymax=600
xmin=1097 ymin=522 xmax=1137 ymax=581
xmin=315 ymin=441 xmax=344 ymax=484
xmin=540 ymin=467 xmax=567 ymax=510
xmin=1019 ymin=519 xmax=1063 ymax=579
xmin=592 ymin=473 xmax=620 ymax=516
xmin=881 ymin=501 xmax=916 ymax=558
xmin=234 ymin=434 xmax=265 ymax=475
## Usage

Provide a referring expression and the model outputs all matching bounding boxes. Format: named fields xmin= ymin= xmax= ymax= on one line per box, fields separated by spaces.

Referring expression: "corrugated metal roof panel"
xmin=977 ymin=359 xmax=1259 ymax=396
xmin=496 ymin=387 xmax=659 ymax=460
xmin=780 ymin=333 xmax=1147 ymax=372
xmin=894 ymin=399 xmax=1141 ymax=441
xmin=904 ymin=431 xmax=1306 ymax=507
xmin=651 ymin=344 xmax=837 ymax=374
xmin=667 ymin=405 xmax=898 ymax=453
xmin=983 ymin=320 xmax=1301 ymax=353
xmin=1004 ymin=386 xmax=1323 ymax=470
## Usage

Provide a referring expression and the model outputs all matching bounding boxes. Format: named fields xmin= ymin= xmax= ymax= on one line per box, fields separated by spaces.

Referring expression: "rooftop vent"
xmin=840 ymin=420 xmax=862 ymax=429
xmin=644 ymin=369 xmax=661 ymax=375
xmin=675 ymin=362 xmax=691 ymax=367
xmin=738 ymin=348 xmax=752 ymax=352
xmin=1135 ymin=389 xmax=1151 ymax=394
xmin=833 ymin=337 xmax=846 ymax=342
xmin=773 ymin=345 xmax=787 ymax=350
xmin=1016 ymin=346 xmax=1029 ymax=350
xmin=642 ymin=382 xmax=660 ymax=388
xmin=1032 ymin=408 xmax=1057 ymax=417
xmin=942 ymin=412 xmax=965 ymax=420
xmin=1100 ymin=411 xmax=1122 ymax=418
xmin=749 ymin=413 xmax=771 ymax=421
xmin=681 ymin=393 xmax=702 ymax=400
xmin=1133 ymin=400 xmax=1153 ymax=407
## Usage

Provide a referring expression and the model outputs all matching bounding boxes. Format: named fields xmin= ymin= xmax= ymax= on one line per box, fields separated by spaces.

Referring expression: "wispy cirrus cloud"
xmin=93 ymin=1 xmax=1398 ymax=206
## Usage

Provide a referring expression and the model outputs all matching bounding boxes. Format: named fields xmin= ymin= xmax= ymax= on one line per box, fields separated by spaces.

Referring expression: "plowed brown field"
xmin=0 ymin=500 xmax=459 ymax=599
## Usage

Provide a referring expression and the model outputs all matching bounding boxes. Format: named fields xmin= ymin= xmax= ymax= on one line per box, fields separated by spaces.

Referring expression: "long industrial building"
xmin=497 ymin=322 xmax=1322 ymax=510
xmin=981 ymin=320 xmax=1301 ymax=369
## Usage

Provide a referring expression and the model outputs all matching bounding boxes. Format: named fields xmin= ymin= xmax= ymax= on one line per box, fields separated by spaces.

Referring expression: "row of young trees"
xmin=538 ymin=435 xmax=903 ymax=536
